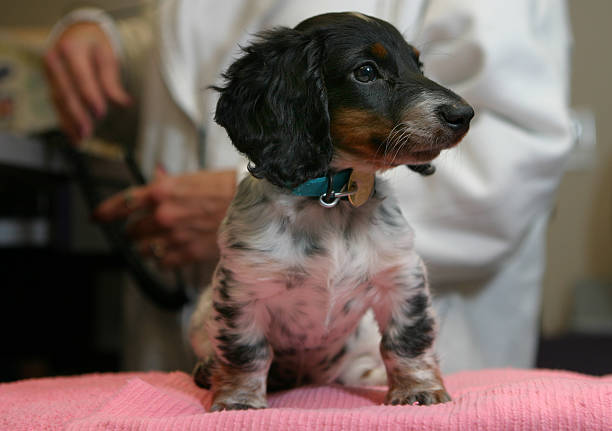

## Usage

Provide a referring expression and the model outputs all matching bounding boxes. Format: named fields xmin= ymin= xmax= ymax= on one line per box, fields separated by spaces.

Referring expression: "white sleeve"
xmin=389 ymin=0 xmax=574 ymax=285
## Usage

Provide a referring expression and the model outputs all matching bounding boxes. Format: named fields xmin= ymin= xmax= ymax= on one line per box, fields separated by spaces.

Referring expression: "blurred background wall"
xmin=542 ymin=0 xmax=612 ymax=336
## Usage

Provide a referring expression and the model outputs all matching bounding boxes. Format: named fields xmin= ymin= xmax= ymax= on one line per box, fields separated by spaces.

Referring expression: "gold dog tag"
xmin=348 ymin=171 xmax=375 ymax=207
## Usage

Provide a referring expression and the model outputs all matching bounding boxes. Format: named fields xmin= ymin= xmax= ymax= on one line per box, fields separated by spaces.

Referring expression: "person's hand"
xmin=44 ymin=22 xmax=131 ymax=143
xmin=93 ymin=168 xmax=237 ymax=268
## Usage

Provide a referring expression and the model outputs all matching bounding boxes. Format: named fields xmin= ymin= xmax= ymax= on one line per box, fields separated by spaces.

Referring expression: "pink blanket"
xmin=1 ymin=368 xmax=610 ymax=430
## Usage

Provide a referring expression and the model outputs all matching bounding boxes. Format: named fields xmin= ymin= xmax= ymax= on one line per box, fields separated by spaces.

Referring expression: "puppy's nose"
xmin=437 ymin=103 xmax=474 ymax=133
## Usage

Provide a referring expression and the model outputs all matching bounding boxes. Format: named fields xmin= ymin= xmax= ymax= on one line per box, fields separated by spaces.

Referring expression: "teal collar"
xmin=291 ymin=169 xmax=351 ymax=197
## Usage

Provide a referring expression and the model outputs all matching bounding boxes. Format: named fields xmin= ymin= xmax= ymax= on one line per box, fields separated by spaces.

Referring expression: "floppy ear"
xmin=214 ymin=28 xmax=332 ymax=189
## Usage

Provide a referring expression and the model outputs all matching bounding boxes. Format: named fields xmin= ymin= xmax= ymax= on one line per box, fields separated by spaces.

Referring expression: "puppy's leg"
xmin=336 ymin=310 xmax=387 ymax=387
xmin=193 ymin=356 xmax=215 ymax=389
xmin=191 ymin=349 xmax=271 ymax=410
xmin=208 ymin=352 xmax=271 ymax=412
xmin=373 ymin=259 xmax=450 ymax=405
xmin=204 ymin=266 xmax=272 ymax=412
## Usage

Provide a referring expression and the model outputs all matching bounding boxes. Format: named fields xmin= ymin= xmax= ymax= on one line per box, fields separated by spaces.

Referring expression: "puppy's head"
xmin=214 ymin=12 xmax=473 ymax=188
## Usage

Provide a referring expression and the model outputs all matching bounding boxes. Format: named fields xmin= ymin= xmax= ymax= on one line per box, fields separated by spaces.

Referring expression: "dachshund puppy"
xmin=189 ymin=12 xmax=473 ymax=411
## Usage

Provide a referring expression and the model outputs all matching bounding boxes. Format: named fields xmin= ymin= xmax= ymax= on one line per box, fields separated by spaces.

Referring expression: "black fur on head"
xmin=213 ymin=28 xmax=331 ymax=189
xmin=215 ymin=13 xmax=474 ymax=187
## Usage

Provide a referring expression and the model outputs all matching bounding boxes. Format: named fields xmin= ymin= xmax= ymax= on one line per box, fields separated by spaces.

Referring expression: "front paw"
xmin=209 ymin=392 xmax=268 ymax=412
xmin=210 ymin=400 xmax=267 ymax=412
xmin=385 ymin=388 xmax=451 ymax=406
xmin=193 ymin=358 xmax=215 ymax=389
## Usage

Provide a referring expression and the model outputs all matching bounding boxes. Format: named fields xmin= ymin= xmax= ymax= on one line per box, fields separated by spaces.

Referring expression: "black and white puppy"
xmin=189 ymin=12 xmax=473 ymax=411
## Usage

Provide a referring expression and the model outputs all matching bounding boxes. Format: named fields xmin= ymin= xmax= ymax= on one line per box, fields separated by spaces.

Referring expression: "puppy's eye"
xmin=354 ymin=64 xmax=378 ymax=83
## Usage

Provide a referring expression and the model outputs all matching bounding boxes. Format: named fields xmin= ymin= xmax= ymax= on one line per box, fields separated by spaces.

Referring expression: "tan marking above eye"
xmin=371 ymin=42 xmax=388 ymax=59
xmin=412 ymin=47 xmax=421 ymax=58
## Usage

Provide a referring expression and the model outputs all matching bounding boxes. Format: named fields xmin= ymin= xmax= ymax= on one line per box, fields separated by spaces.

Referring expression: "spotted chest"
xmin=259 ymin=261 xmax=375 ymax=351
xmin=208 ymin=177 xmax=417 ymax=381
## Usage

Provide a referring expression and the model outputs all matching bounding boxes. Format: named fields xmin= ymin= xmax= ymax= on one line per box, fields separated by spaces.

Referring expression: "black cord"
xmin=45 ymin=131 xmax=189 ymax=311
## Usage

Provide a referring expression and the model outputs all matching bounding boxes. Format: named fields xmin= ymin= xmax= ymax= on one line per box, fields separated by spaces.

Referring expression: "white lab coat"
xmin=84 ymin=0 xmax=573 ymax=373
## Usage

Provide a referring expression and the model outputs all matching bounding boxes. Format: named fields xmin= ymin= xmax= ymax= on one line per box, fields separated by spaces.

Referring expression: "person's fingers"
xmin=63 ymin=46 xmax=107 ymax=118
xmin=145 ymin=173 xmax=234 ymax=225
xmin=136 ymin=228 xmax=192 ymax=254
xmin=159 ymin=170 xmax=236 ymax=204
xmin=137 ymin=233 xmax=219 ymax=268
xmin=92 ymin=186 xmax=154 ymax=222
xmin=137 ymin=231 xmax=219 ymax=268
xmin=126 ymin=207 xmax=220 ymax=240
xmin=141 ymin=175 xmax=230 ymax=223
xmin=94 ymin=43 xmax=131 ymax=106
xmin=63 ymin=85 xmax=94 ymax=139
xmin=44 ymin=49 xmax=93 ymax=141
xmin=51 ymin=92 xmax=81 ymax=142
xmin=126 ymin=215 xmax=167 ymax=239
xmin=154 ymin=164 xmax=168 ymax=179
xmin=156 ymin=202 xmax=223 ymax=230
xmin=95 ymin=170 xmax=234 ymax=233
xmin=43 ymin=22 xmax=134 ymax=142
xmin=138 ymin=238 xmax=167 ymax=259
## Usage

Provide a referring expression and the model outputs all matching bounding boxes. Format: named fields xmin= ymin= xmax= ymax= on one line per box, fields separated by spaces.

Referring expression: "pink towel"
xmin=1 ymin=368 xmax=610 ymax=430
